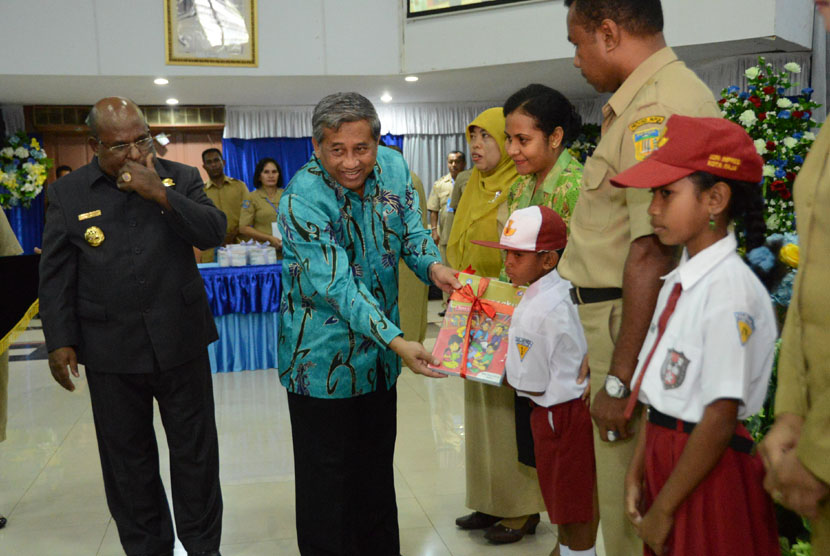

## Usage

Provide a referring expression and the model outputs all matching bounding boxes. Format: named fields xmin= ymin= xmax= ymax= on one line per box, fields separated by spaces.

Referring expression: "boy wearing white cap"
xmin=473 ymin=205 xmax=597 ymax=556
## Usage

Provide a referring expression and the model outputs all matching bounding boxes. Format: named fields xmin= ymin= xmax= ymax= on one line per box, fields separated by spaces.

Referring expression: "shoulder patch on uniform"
xmin=632 ymin=127 xmax=662 ymax=161
xmin=628 ymin=115 xmax=665 ymax=131
xmin=515 ymin=337 xmax=533 ymax=361
xmin=242 ymin=199 xmax=251 ymax=209
xmin=735 ymin=312 xmax=755 ymax=345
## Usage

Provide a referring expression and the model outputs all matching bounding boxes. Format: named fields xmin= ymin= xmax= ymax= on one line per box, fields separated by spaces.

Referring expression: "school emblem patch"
xmin=515 ymin=337 xmax=533 ymax=362
xmin=735 ymin=312 xmax=755 ymax=345
xmin=242 ymin=199 xmax=251 ymax=209
xmin=660 ymin=349 xmax=689 ymax=390
xmin=633 ymin=127 xmax=662 ymax=161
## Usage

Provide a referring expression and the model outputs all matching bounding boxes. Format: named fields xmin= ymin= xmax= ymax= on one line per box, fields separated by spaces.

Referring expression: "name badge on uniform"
xmin=162 ymin=178 xmax=175 ymax=187
xmin=78 ymin=210 xmax=102 ymax=221
xmin=84 ymin=226 xmax=105 ymax=247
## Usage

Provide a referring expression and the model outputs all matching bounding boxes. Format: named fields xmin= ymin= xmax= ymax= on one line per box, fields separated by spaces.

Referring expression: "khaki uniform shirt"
xmin=559 ymin=47 xmax=721 ymax=288
xmin=775 ymin=121 xmax=830 ymax=486
xmin=204 ymin=176 xmax=249 ymax=244
xmin=427 ymin=173 xmax=455 ymax=246
xmin=240 ymin=187 xmax=282 ymax=237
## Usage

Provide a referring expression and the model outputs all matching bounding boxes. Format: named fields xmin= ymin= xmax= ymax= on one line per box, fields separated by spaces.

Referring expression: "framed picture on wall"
xmin=164 ymin=0 xmax=258 ymax=67
xmin=407 ymin=0 xmax=547 ymax=19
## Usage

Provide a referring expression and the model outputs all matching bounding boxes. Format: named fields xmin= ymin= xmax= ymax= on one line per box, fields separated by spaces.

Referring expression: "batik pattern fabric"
xmin=277 ymin=147 xmax=440 ymax=399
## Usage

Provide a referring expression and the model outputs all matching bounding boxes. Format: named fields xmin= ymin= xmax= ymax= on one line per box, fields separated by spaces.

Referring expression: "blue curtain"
xmin=4 ymin=192 xmax=44 ymax=254
xmin=221 ymin=134 xmax=403 ymax=191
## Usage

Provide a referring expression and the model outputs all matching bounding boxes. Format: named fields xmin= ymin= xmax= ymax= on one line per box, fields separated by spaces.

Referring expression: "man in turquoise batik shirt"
xmin=277 ymin=92 xmax=460 ymax=556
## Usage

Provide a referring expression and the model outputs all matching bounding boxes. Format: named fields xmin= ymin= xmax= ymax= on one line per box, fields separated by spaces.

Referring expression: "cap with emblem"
xmin=471 ymin=205 xmax=567 ymax=253
xmin=611 ymin=115 xmax=763 ymax=189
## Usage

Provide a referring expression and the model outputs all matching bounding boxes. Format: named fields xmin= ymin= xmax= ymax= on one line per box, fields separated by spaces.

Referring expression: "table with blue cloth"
xmin=198 ymin=263 xmax=281 ymax=373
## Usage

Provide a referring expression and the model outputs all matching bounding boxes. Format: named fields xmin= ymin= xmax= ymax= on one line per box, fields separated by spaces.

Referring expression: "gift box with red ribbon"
xmin=429 ymin=272 xmax=526 ymax=385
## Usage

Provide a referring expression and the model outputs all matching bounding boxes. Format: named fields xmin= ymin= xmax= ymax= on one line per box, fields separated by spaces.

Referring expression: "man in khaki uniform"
xmin=561 ymin=1 xmax=720 ymax=553
xmin=201 ymin=147 xmax=249 ymax=262
xmin=427 ymin=151 xmax=466 ymax=263
xmin=760 ymin=5 xmax=830 ymax=548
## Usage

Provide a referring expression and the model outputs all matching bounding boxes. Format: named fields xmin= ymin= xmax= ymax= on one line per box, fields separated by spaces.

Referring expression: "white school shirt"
xmin=506 ymin=269 xmax=588 ymax=407
xmin=631 ymin=233 xmax=776 ymax=422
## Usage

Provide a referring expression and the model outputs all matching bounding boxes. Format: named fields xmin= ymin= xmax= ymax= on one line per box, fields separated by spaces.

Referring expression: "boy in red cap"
xmin=474 ymin=205 xmax=598 ymax=556
xmin=611 ymin=115 xmax=780 ymax=555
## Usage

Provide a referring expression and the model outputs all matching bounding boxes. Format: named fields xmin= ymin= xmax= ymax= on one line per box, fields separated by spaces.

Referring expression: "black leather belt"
xmin=648 ymin=407 xmax=755 ymax=455
xmin=569 ymin=287 xmax=623 ymax=305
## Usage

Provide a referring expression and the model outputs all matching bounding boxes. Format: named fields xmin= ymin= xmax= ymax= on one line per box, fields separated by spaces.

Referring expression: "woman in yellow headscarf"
xmin=450 ymin=108 xmax=546 ymax=544
xmin=447 ymin=108 xmax=519 ymax=278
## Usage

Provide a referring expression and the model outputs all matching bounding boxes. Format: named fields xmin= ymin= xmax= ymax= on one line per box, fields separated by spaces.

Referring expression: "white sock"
xmin=559 ymin=545 xmax=571 ymax=556
xmin=569 ymin=547 xmax=596 ymax=556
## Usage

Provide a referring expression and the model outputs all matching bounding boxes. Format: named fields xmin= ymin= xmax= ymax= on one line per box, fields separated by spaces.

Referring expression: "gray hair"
xmin=312 ymin=92 xmax=381 ymax=144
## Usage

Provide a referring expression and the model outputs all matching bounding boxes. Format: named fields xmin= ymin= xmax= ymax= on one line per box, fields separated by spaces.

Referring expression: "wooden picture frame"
xmin=164 ymin=0 xmax=258 ymax=67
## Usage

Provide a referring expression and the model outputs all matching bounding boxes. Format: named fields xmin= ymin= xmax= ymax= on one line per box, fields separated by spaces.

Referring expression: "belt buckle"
xmin=569 ymin=287 xmax=583 ymax=305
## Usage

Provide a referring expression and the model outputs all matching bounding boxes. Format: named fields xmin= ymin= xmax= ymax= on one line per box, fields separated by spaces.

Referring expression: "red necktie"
xmin=624 ymin=282 xmax=683 ymax=419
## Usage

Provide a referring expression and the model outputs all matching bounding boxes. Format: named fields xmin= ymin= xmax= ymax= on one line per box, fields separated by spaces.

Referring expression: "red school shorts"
xmin=530 ymin=397 xmax=595 ymax=524
xmin=643 ymin=421 xmax=780 ymax=556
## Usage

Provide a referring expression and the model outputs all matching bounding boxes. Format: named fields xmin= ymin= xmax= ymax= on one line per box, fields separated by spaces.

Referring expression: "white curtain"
xmin=403 ymin=133 xmax=470 ymax=199
xmin=1 ymin=105 xmax=25 ymax=137
xmin=690 ymin=51 xmax=813 ymax=98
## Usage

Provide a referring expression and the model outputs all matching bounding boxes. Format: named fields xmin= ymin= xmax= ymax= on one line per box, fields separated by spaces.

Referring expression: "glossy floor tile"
xmin=1 ymin=307 xmax=606 ymax=555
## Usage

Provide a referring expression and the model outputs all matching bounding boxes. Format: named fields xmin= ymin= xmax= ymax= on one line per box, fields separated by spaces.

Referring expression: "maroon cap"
xmin=472 ymin=205 xmax=567 ymax=252
xmin=611 ymin=115 xmax=763 ymax=189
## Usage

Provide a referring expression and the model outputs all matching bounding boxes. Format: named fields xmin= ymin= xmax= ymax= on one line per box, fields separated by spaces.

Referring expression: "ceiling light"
xmin=380 ymin=92 xmax=393 ymax=103
xmin=154 ymin=77 xmax=169 ymax=85
xmin=405 ymin=75 xmax=419 ymax=82
xmin=166 ymin=98 xmax=179 ymax=105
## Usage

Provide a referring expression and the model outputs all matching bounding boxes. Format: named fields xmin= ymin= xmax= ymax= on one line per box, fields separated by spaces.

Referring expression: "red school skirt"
xmin=643 ymin=421 xmax=780 ymax=556
xmin=530 ymin=397 xmax=595 ymax=524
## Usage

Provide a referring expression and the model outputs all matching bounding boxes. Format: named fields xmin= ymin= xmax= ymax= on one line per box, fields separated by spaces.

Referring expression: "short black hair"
xmin=565 ymin=0 xmax=663 ymax=36
xmin=448 ymin=150 xmax=466 ymax=163
xmin=253 ymin=157 xmax=284 ymax=189
xmin=503 ymin=84 xmax=582 ymax=143
xmin=202 ymin=147 xmax=222 ymax=162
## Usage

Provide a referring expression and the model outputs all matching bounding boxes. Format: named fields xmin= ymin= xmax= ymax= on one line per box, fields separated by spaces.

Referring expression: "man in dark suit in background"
xmin=38 ymin=97 xmax=226 ymax=556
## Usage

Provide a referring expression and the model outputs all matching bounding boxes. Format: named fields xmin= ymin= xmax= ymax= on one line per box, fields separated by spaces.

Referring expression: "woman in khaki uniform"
xmin=448 ymin=107 xmax=546 ymax=544
xmin=239 ymin=157 xmax=283 ymax=255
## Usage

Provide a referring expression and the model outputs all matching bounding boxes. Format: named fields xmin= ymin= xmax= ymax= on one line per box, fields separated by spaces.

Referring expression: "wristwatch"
xmin=604 ymin=375 xmax=630 ymax=399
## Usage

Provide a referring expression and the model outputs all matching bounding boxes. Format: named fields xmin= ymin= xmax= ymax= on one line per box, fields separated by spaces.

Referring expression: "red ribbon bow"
xmin=451 ymin=278 xmax=497 ymax=377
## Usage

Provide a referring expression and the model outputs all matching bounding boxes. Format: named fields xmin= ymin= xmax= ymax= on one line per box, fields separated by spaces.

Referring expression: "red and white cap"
xmin=472 ymin=205 xmax=567 ymax=252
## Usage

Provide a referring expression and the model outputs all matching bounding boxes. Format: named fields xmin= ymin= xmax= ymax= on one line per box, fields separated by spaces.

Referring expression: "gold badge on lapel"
xmin=84 ymin=226 xmax=105 ymax=247
xmin=162 ymin=178 xmax=175 ymax=187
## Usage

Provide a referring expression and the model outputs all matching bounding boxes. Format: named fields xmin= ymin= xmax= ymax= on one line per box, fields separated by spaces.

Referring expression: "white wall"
xmin=0 ymin=0 xmax=814 ymax=79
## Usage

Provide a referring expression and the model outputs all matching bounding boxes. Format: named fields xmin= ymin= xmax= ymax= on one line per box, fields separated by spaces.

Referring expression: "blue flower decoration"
xmin=802 ymin=87 xmax=814 ymax=96
xmin=774 ymin=168 xmax=786 ymax=179
xmin=8 ymin=136 xmax=19 ymax=146
xmin=779 ymin=110 xmax=792 ymax=119
xmin=801 ymin=112 xmax=810 ymax=120
xmin=27 ymin=157 xmax=35 ymax=164
xmin=747 ymin=246 xmax=776 ymax=274
xmin=793 ymin=132 xmax=804 ymax=140
xmin=739 ymin=92 xmax=749 ymax=100
xmin=777 ymin=87 xmax=786 ymax=95
xmin=727 ymin=85 xmax=740 ymax=94
xmin=793 ymin=155 xmax=804 ymax=164
xmin=748 ymin=86 xmax=757 ymax=92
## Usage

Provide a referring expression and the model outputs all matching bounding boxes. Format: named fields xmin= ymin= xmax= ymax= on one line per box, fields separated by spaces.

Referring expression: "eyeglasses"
xmin=97 ymin=134 xmax=154 ymax=155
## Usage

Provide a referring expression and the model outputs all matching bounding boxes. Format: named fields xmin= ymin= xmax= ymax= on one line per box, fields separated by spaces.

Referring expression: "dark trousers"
xmin=288 ymin=382 xmax=400 ymax=556
xmin=86 ymin=352 xmax=222 ymax=556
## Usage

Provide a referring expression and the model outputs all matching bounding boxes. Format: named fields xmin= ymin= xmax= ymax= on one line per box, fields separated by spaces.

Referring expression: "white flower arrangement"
xmin=0 ymin=132 xmax=53 ymax=208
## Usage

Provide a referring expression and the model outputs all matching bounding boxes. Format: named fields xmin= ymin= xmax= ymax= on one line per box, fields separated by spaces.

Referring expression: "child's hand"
xmin=639 ymin=505 xmax=673 ymax=555
xmin=624 ymin=469 xmax=644 ymax=529
xmin=577 ymin=354 xmax=590 ymax=401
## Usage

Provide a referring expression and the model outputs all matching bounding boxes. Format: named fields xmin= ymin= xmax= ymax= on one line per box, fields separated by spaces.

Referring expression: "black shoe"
xmin=188 ymin=552 xmax=221 ymax=556
xmin=0 ymin=514 xmax=6 ymax=529
xmin=455 ymin=511 xmax=502 ymax=530
xmin=484 ymin=513 xmax=540 ymax=544
xmin=438 ymin=310 xmax=446 ymax=317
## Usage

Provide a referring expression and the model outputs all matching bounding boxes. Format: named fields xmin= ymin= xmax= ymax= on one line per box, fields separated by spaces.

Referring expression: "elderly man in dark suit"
xmin=39 ymin=97 xmax=226 ymax=556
